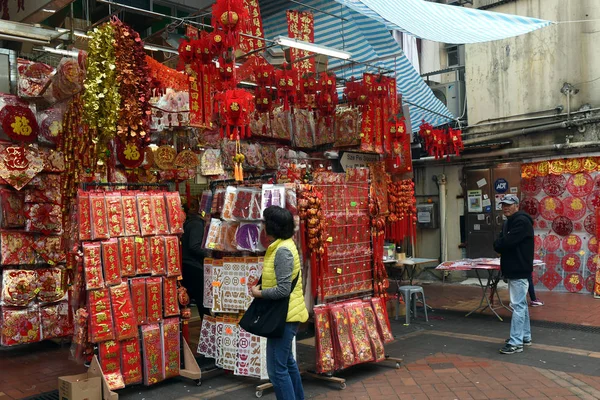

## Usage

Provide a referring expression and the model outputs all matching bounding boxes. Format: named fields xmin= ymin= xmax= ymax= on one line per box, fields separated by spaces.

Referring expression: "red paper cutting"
xmin=567 ymin=172 xmax=593 ymax=197
xmin=561 ymin=253 xmax=581 ymax=272
xmin=539 ymin=196 xmax=564 ymax=221
xmin=543 ymin=174 xmax=566 ymax=196
xmin=564 ymin=273 xmax=584 ymax=292
xmin=562 ymin=235 xmax=582 ymax=253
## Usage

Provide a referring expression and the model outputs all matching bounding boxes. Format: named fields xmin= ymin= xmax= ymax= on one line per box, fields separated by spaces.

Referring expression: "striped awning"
xmin=260 ymin=0 xmax=455 ymax=131
xmin=333 ymin=0 xmax=553 ymax=44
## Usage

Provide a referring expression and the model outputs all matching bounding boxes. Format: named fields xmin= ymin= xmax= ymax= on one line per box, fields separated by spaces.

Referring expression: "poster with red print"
xmin=522 ymin=160 xmax=600 ymax=292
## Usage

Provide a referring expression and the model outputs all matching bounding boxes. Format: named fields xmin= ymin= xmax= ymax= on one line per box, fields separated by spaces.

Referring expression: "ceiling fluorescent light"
xmin=0 ymin=33 xmax=49 ymax=44
xmin=34 ymin=46 xmax=80 ymax=57
xmin=41 ymin=8 xmax=56 ymax=13
xmin=143 ymin=44 xmax=179 ymax=55
xmin=273 ymin=35 xmax=351 ymax=60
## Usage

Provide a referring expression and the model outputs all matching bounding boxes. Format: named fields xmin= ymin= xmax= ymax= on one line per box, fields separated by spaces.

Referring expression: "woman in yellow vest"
xmin=251 ymin=206 xmax=308 ymax=400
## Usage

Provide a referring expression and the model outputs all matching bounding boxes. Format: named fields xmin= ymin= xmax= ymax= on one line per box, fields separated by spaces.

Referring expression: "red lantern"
xmin=211 ymin=0 xmax=250 ymax=49
xmin=216 ymin=89 xmax=255 ymax=139
xmin=177 ymin=40 xmax=194 ymax=70
xmin=275 ymin=64 xmax=298 ymax=111
xmin=449 ymin=127 xmax=464 ymax=156
xmin=216 ymin=55 xmax=237 ymax=91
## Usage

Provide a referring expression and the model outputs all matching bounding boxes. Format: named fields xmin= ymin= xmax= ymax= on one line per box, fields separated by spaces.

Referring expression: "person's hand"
xmin=250 ymin=285 xmax=262 ymax=298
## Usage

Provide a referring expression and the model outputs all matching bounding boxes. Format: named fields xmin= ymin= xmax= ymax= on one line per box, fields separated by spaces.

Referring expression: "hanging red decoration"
xmin=275 ymin=64 xmax=298 ymax=111
xmin=419 ymin=122 xmax=464 ymax=160
xmin=211 ymin=0 xmax=250 ymax=49
xmin=344 ymin=78 xmax=368 ymax=108
xmin=116 ymin=138 xmax=146 ymax=169
xmin=215 ymin=89 xmax=255 ymax=140
xmin=0 ymin=105 xmax=38 ymax=143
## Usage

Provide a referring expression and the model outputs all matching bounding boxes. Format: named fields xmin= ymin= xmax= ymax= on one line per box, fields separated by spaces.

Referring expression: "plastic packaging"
xmin=145 ymin=277 xmax=163 ymax=323
xmin=40 ymin=301 xmax=73 ymax=340
xmin=121 ymin=337 xmax=143 ymax=385
xmin=344 ymin=301 xmax=374 ymax=364
xmin=122 ymin=192 xmax=141 ymax=236
xmin=0 ymin=189 xmax=25 ymax=228
xmin=109 ymin=283 xmax=138 ymax=341
xmin=135 ymin=237 xmax=152 ymax=275
xmin=313 ymin=305 xmax=335 ymax=373
xmin=150 ymin=236 xmax=166 ymax=276
xmin=137 ymin=193 xmax=157 ymax=236
xmin=152 ymin=192 xmax=170 ymax=235
xmin=1 ymin=269 xmax=37 ymax=306
xmin=163 ymin=277 xmax=179 ymax=317
xmin=105 ymin=192 xmax=126 ymax=238
xmin=87 ymin=288 xmax=115 ymax=343
xmin=89 ymin=192 xmax=110 ymax=240
xmin=1 ymin=306 xmax=41 ymax=346
xmin=101 ymin=239 xmax=122 ymax=286
xmin=164 ymin=236 xmax=182 ymax=277
xmin=98 ymin=341 xmax=125 ymax=390
xmin=142 ymin=323 xmax=165 ymax=385
xmin=221 ymin=186 xmax=238 ymax=221
xmin=77 ymin=191 xmax=92 ymax=241
xmin=118 ymin=237 xmax=137 ymax=277
xmin=83 ymin=242 xmax=105 ymax=290
xmin=130 ymin=277 xmax=147 ymax=325
xmin=330 ymin=304 xmax=356 ymax=370
xmin=162 ymin=317 xmax=181 ymax=379
xmin=235 ymin=223 xmax=262 ymax=252
xmin=165 ymin=192 xmax=184 ymax=234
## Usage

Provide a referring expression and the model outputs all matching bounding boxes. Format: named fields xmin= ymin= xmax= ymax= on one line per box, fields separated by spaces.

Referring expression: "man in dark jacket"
xmin=181 ymin=196 xmax=210 ymax=317
xmin=493 ymin=194 xmax=534 ymax=354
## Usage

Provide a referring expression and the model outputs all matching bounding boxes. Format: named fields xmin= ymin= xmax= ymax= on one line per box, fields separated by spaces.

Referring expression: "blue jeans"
xmin=267 ymin=322 xmax=304 ymax=400
xmin=508 ymin=279 xmax=531 ymax=346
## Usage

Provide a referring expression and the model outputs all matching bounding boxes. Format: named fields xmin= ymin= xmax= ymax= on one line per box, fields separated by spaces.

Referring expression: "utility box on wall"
xmin=416 ymin=203 xmax=439 ymax=229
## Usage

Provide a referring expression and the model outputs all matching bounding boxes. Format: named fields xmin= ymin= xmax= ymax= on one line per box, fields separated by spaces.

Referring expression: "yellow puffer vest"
xmin=262 ymin=238 xmax=309 ymax=323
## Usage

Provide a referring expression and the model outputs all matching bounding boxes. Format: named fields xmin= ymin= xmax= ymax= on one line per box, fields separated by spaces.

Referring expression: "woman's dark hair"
xmin=263 ymin=205 xmax=294 ymax=239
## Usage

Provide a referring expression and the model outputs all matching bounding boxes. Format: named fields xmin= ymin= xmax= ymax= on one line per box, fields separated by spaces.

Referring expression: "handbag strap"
xmin=257 ymin=269 xmax=301 ymax=298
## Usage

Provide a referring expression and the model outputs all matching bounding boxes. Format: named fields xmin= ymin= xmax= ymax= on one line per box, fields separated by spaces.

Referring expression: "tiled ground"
xmin=1 ymin=283 xmax=599 ymax=399
xmin=419 ymin=282 xmax=600 ymax=327
xmin=313 ymin=353 xmax=600 ymax=400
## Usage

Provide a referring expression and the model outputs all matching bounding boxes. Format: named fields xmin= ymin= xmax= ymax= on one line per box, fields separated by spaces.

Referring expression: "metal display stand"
xmin=465 ymin=268 xmax=512 ymax=321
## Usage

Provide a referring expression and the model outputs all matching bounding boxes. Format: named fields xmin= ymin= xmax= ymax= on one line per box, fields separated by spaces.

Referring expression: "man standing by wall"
xmin=494 ymin=194 xmax=534 ymax=354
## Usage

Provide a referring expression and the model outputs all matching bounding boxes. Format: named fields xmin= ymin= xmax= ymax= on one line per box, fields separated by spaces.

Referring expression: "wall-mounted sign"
xmin=494 ymin=178 xmax=508 ymax=193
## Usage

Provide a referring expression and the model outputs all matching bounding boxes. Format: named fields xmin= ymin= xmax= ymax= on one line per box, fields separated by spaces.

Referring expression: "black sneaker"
xmin=499 ymin=343 xmax=523 ymax=354
xmin=505 ymin=338 xmax=532 ymax=346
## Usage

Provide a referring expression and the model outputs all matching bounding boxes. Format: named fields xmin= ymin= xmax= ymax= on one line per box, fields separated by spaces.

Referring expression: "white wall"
xmin=413 ymin=164 xmax=464 ymax=262
xmin=465 ymin=0 xmax=600 ymax=125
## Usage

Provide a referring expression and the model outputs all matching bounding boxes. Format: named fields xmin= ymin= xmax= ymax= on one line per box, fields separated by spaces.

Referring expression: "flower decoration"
xmin=113 ymin=19 xmax=152 ymax=141
xmin=82 ymin=22 xmax=120 ymax=159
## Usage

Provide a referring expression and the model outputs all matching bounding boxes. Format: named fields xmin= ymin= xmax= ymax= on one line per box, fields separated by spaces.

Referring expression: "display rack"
xmin=75 ymin=184 xmax=200 ymax=396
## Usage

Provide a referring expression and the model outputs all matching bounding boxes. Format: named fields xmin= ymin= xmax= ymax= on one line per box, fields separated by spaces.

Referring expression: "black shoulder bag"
xmin=239 ymin=273 xmax=300 ymax=338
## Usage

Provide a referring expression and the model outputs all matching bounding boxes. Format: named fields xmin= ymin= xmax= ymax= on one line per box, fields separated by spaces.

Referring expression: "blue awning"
xmin=333 ymin=0 xmax=552 ymax=44
xmin=261 ymin=0 xmax=455 ymax=131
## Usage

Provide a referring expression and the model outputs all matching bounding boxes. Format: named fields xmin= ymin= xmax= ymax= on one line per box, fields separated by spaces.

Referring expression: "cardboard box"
xmin=58 ymin=373 xmax=102 ymax=400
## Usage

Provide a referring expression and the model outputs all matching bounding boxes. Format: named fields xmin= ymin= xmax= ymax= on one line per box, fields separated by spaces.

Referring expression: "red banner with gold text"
xmin=287 ymin=10 xmax=316 ymax=76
